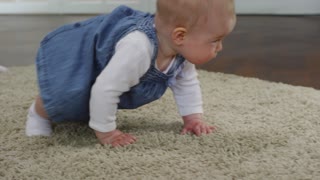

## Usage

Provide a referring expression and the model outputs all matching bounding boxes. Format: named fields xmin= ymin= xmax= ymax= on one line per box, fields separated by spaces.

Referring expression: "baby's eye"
xmin=211 ymin=39 xmax=221 ymax=43
xmin=214 ymin=39 xmax=221 ymax=43
xmin=211 ymin=40 xmax=219 ymax=45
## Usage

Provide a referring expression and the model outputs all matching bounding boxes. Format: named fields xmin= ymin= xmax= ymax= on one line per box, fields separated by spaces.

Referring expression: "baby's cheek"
xmin=209 ymin=48 xmax=217 ymax=59
xmin=199 ymin=53 xmax=215 ymax=64
xmin=205 ymin=49 xmax=217 ymax=61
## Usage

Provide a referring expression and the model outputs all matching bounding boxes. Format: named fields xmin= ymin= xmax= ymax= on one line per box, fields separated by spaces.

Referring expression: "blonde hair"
xmin=156 ymin=0 xmax=235 ymax=29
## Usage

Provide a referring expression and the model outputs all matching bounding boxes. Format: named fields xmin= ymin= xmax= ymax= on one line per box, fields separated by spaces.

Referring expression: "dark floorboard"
xmin=198 ymin=15 xmax=320 ymax=89
xmin=1 ymin=15 xmax=319 ymax=89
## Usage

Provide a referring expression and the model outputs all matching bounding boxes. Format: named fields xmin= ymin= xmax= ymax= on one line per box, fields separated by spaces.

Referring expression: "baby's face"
xmin=178 ymin=12 xmax=236 ymax=65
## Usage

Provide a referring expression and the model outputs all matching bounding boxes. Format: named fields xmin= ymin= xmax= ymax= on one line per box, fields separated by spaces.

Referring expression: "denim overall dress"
xmin=36 ymin=5 xmax=185 ymax=123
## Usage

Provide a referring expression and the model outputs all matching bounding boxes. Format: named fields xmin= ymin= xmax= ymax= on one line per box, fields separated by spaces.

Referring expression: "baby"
xmin=26 ymin=0 xmax=236 ymax=147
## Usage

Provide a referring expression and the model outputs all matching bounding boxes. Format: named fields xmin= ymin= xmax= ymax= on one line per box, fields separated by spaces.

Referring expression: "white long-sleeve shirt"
xmin=89 ymin=31 xmax=203 ymax=132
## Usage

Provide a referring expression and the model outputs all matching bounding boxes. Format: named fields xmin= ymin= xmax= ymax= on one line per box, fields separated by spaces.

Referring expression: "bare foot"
xmin=95 ymin=129 xmax=137 ymax=147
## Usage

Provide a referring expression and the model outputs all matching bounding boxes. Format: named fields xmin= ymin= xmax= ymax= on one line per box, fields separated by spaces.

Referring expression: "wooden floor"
xmin=0 ymin=15 xmax=320 ymax=89
xmin=198 ymin=15 xmax=320 ymax=90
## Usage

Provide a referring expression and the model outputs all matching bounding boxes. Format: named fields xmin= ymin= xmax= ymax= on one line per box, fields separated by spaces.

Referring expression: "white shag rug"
xmin=0 ymin=66 xmax=319 ymax=179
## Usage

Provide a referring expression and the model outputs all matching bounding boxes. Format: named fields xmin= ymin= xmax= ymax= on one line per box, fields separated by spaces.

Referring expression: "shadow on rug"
xmin=1 ymin=66 xmax=319 ymax=179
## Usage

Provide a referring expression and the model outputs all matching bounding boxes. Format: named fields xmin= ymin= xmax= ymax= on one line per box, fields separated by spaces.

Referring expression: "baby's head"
xmin=155 ymin=0 xmax=236 ymax=64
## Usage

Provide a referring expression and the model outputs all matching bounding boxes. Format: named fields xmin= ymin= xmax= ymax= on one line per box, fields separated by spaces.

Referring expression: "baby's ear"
xmin=171 ymin=27 xmax=187 ymax=46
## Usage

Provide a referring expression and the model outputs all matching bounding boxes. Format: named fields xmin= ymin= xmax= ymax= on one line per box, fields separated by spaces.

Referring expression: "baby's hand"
xmin=94 ymin=129 xmax=137 ymax=147
xmin=181 ymin=114 xmax=215 ymax=136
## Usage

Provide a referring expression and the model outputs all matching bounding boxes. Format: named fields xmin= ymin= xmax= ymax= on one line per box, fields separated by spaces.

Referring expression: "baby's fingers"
xmin=209 ymin=126 xmax=216 ymax=132
xmin=195 ymin=124 xmax=215 ymax=136
xmin=112 ymin=134 xmax=136 ymax=147
xmin=205 ymin=126 xmax=213 ymax=134
xmin=181 ymin=128 xmax=189 ymax=135
xmin=201 ymin=125 xmax=210 ymax=135
xmin=197 ymin=124 xmax=210 ymax=136
xmin=194 ymin=126 xmax=202 ymax=136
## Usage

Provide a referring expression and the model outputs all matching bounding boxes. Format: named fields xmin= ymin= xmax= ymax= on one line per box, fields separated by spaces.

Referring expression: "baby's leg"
xmin=25 ymin=95 xmax=52 ymax=136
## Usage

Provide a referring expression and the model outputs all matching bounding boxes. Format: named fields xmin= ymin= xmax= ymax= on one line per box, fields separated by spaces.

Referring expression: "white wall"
xmin=235 ymin=0 xmax=320 ymax=15
xmin=0 ymin=0 xmax=319 ymax=14
xmin=0 ymin=0 xmax=152 ymax=14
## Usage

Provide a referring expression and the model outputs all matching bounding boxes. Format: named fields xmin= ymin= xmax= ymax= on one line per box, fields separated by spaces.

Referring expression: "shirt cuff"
xmin=89 ymin=120 xmax=116 ymax=133
xmin=178 ymin=106 xmax=203 ymax=116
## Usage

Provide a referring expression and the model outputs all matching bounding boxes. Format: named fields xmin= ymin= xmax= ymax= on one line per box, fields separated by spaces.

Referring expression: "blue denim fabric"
xmin=36 ymin=5 xmax=185 ymax=123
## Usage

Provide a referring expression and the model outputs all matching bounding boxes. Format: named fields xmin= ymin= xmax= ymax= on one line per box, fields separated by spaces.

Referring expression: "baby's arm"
xmin=170 ymin=62 xmax=215 ymax=136
xmin=89 ymin=31 xmax=152 ymax=147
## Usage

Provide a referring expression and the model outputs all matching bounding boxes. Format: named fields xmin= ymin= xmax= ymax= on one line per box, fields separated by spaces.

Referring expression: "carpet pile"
xmin=1 ymin=66 xmax=319 ymax=179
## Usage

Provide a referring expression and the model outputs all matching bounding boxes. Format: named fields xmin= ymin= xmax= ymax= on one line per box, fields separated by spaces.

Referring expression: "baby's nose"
xmin=217 ymin=42 xmax=223 ymax=52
